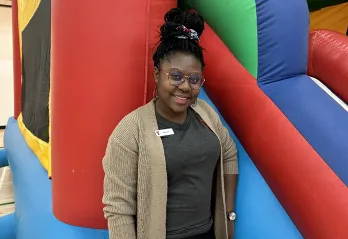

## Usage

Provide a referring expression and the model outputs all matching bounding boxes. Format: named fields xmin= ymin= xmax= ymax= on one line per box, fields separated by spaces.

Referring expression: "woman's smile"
xmin=172 ymin=94 xmax=191 ymax=105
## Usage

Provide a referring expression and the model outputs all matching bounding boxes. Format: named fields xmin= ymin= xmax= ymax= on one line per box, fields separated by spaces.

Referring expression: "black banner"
xmin=21 ymin=0 xmax=51 ymax=143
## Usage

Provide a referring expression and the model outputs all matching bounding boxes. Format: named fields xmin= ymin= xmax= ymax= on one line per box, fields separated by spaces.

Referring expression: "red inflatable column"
xmin=51 ymin=0 xmax=175 ymax=228
xmin=12 ymin=0 xmax=21 ymax=119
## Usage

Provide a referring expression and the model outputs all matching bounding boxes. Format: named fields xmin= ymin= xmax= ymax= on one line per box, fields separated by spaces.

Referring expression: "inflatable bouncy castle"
xmin=0 ymin=0 xmax=348 ymax=238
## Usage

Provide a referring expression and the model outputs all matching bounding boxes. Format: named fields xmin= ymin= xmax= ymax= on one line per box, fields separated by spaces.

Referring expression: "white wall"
xmin=0 ymin=1 xmax=12 ymax=7
xmin=0 ymin=6 xmax=14 ymax=126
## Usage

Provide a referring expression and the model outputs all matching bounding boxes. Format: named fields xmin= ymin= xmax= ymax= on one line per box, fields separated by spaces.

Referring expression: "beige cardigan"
xmin=102 ymin=99 xmax=238 ymax=239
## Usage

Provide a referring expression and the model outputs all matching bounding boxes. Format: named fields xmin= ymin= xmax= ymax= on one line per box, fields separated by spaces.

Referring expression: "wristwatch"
xmin=226 ymin=211 xmax=236 ymax=221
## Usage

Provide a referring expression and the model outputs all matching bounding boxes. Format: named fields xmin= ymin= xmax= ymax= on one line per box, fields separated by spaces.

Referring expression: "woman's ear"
xmin=154 ymin=67 xmax=160 ymax=82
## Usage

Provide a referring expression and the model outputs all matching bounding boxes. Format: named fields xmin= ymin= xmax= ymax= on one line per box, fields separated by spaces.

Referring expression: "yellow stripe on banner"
xmin=17 ymin=0 xmax=41 ymax=64
xmin=310 ymin=3 xmax=348 ymax=34
xmin=18 ymin=0 xmax=41 ymax=33
xmin=48 ymin=53 xmax=52 ymax=177
xmin=17 ymin=114 xmax=50 ymax=175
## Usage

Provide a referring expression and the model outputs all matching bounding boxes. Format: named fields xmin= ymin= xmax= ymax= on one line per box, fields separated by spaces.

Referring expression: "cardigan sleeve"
xmin=102 ymin=112 xmax=139 ymax=239
xmin=216 ymin=117 xmax=239 ymax=175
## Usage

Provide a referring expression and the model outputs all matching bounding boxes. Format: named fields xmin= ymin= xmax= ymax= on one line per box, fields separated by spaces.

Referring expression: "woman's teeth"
xmin=174 ymin=96 xmax=187 ymax=100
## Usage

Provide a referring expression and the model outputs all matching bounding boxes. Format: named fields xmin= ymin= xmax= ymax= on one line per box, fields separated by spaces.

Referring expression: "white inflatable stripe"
xmin=310 ymin=76 xmax=348 ymax=112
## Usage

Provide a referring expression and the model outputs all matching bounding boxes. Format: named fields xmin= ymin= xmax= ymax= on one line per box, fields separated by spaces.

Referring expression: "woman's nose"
xmin=177 ymin=78 xmax=191 ymax=91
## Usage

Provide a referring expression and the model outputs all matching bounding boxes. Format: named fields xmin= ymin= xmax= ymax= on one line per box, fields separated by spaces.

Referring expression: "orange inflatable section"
xmin=51 ymin=0 xmax=176 ymax=228
xmin=309 ymin=3 xmax=348 ymax=34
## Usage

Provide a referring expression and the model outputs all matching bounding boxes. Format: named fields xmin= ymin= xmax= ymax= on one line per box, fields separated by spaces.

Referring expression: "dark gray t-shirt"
xmin=156 ymin=108 xmax=221 ymax=239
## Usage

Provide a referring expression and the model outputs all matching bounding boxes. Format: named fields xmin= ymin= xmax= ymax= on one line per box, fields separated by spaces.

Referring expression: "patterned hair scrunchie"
xmin=175 ymin=25 xmax=200 ymax=41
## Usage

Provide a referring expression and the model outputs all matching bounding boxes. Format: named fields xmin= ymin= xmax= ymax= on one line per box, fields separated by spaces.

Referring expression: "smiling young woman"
xmin=102 ymin=8 xmax=238 ymax=239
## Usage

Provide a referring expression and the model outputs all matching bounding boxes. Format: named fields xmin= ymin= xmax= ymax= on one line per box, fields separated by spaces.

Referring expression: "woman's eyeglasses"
xmin=164 ymin=68 xmax=205 ymax=90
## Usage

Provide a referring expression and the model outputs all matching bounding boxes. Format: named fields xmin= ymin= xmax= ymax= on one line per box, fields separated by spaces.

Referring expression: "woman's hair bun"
xmin=164 ymin=8 xmax=184 ymax=23
xmin=159 ymin=8 xmax=204 ymax=42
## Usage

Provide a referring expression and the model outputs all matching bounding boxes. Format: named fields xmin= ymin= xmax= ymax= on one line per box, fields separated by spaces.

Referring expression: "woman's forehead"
xmin=162 ymin=52 xmax=202 ymax=72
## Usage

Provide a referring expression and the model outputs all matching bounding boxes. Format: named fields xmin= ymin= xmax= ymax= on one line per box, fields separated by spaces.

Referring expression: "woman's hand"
xmin=227 ymin=221 xmax=234 ymax=239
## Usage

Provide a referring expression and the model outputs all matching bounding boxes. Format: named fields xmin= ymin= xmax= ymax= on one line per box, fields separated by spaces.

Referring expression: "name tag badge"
xmin=155 ymin=128 xmax=174 ymax=137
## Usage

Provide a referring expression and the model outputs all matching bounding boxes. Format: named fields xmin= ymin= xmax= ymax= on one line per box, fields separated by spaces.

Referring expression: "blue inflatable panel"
xmin=3 ymin=117 xmax=109 ymax=239
xmin=0 ymin=213 xmax=15 ymax=239
xmin=259 ymin=75 xmax=348 ymax=186
xmin=199 ymin=89 xmax=303 ymax=239
xmin=255 ymin=0 xmax=309 ymax=83
xmin=0 ymin=148 xmax=8 ymax=167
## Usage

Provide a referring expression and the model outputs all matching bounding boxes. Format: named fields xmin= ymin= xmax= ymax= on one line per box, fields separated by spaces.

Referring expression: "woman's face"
xmin=154 ymin=52 xmax=203 ymax=115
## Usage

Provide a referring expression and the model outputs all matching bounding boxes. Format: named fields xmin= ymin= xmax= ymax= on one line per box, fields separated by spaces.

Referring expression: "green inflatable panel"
xmin=183 ymin=0 xmax=258 ymax=77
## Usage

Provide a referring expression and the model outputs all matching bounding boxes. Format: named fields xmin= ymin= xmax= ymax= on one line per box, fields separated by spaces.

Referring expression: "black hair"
xmin=153 ymin=8 xmax=205 ymax=69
